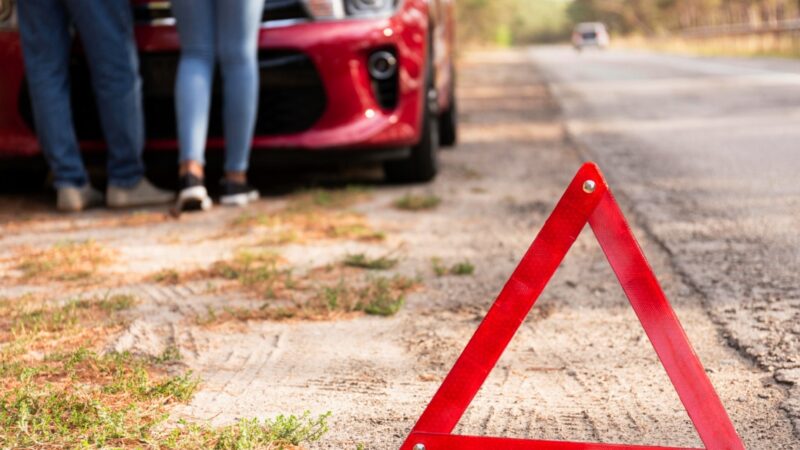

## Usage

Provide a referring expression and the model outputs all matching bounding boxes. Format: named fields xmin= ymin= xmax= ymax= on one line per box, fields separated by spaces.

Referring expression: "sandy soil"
xmin=0 ymin=49 xmax=795 ymax=448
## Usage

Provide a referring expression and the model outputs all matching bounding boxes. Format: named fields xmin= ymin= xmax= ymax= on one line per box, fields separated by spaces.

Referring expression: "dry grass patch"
xmin=14 ymin=239 xmax=114 ymax=282
xmin=229 ymin=186 xmax=384 ymax=244
xmin=393 ymin=193 xmax=441 ymax=211
xmin=191 ymin=251 xmax=419 ymax=325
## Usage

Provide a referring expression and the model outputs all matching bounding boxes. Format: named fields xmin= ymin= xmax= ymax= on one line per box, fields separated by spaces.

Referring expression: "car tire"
xmin=438 ymin=67 xmax=457 ymax=148
xmin=384 ymin=57 xmax=439 ymax=183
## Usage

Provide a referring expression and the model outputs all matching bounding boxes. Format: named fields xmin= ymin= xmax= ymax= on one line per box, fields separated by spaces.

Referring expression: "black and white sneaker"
xmin=219 ymin=180 xmax=259 ymax=206
xmin=176 ymin=173 xmax=212 ymax=212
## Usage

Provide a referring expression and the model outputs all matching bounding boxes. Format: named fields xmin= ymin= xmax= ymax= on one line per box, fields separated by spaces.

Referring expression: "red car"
xmin=0 ymin=0 xmax=457 ymax=183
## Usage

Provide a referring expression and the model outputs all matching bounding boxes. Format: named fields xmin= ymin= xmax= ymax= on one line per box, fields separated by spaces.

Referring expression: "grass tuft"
xmin=343 ymin=253 xmax=398 ymax=270
xmin=432 ymin=258 xmax=475 ymax=277
xmin=393 ymin=193 xmax=441 ymax=211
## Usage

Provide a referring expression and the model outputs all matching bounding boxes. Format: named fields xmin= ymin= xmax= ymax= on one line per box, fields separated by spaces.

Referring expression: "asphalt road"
xmin=531 ymin=45 xmax=800 ymax=437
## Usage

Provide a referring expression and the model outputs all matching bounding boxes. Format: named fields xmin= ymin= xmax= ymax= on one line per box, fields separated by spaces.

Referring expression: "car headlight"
xmin=301 ymin=0 xmax=398 ymax=20
xmin=345 ymin=0 xmax=396 ymax=17
xmin=0 ymin=0 xmax=14 ymax=23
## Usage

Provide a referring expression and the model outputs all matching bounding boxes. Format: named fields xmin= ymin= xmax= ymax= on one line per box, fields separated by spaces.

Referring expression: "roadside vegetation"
xmin=191 ymin=249 xmax=418 ymax=325
xmin=14 ymin=239 xmax=114 ymax=282
xmin=0 ymin=292 xmax=331 ymax=449
xmin=460 ymin=1 xmax=800 ymax=59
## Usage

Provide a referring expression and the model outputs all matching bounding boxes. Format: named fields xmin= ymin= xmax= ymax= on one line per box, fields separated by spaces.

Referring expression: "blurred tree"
xmin=455 ymin=0 xmax=800 ymax=45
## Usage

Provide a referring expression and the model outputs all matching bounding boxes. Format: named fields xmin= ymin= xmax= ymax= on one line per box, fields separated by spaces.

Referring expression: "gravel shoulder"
xmin=0 ymin=49 xmax=795 ymax=448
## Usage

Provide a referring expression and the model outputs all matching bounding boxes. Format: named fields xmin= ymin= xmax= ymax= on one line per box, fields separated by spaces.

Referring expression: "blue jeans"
xmin=172 ymin=0 xmax=264 ymax=173
xmin=17 ymin=0 xmax=145 ymax=189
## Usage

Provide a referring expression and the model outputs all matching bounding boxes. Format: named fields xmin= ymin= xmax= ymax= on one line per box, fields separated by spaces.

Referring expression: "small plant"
xmin=431 ymin=257 xmax=448 ymax=277
xmin=393 ymin=193 xmax=441 ymax=211
xmin=450 ymin=261 xmax=475 ymax=276
xmin=343 ymin=253 xmax=398 ymax=270
xmin=432 ymin=258 xmax=475 ymax=277
xmin=163 ymin=411 xmax=331 ymax=449
xmin=96 ymin=293 xmax=138 ymax=312
xmin=151 ymin=268 xmax=181 ymax=284
xmin=358 ymin=277 xmax=410 ymax=317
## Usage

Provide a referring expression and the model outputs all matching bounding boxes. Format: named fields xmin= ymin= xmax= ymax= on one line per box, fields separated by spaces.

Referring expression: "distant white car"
xmin=572 ymin=22 xmax=610 ymax=50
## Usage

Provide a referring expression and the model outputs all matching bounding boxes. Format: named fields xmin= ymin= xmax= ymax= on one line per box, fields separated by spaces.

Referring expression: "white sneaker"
xmin=176 ymin=174 xmax=212 ymax=212
xmin=107 ymin=178 xmax=174 ymax=208
xmin=219 ymin=180 xmax=259 ymax=207
xmin=57 ymin=184 xmax=104 ymax=212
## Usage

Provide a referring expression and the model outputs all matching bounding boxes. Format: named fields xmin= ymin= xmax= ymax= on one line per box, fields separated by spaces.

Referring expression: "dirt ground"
xmin=0 ymin=50 xmax=797 ymax=448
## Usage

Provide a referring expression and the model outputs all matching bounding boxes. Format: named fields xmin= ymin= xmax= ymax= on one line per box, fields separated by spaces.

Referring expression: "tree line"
xmin=457 ymin=0 xmax=800 ymax=45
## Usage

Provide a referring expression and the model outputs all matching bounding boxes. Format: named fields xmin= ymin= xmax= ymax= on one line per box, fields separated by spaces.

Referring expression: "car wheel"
xmin=439 ymin=66 xmax=457 ymax=148
xmin=384 ymin=58 xmax=439 ymax=183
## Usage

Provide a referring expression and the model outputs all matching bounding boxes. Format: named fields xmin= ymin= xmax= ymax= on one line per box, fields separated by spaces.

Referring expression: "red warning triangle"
xmin=400 ymin=163 xmax=744 ymax=450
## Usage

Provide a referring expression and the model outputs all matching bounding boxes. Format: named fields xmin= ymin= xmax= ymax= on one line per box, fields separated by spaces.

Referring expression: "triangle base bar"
xmin=408 ymin=433 xmax=703 ymax=450
xmin=399 ymin=163 xmax=744 ymax=450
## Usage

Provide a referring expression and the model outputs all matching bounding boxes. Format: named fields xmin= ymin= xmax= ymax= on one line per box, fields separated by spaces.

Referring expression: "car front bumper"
xmin=0 ymin=1 xmax=430 ymax=158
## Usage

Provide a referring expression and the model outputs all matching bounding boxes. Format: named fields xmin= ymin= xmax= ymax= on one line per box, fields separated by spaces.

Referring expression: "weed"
xmin=450 ymin=261 xmax=475 ymax=276
xmin=15 ymin=240 xmax=113 ymax=282
xmin=154 ymin=345 xmax=183 ymax=364
xmin=151 ymin=268 xmax=181 ymax=284
xmin=432 ymin=258 xmax=475 ymax=277
xmin=358 ymin=276 xmax=412 ymax=317
xmin=393 ymin=193 xmax=441 ymax=211
xmin=96 ymin=293 xmax=138 ymax=312
xmin=431 ymin=258 xmax=448 ymax=277
xmin=343 ymin=253 xmax=398 ymax=270
xmin=163 ymin=411 xmax=330 ymax=449
xmin=0 ymin=348 xmax=199 ymax=448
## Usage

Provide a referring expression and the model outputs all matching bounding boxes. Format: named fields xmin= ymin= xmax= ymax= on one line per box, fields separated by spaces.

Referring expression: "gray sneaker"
xmin=57 ymin=184 xmax=104 ymax=212
xmin=107 ymin=178 xmax=174 ymax=208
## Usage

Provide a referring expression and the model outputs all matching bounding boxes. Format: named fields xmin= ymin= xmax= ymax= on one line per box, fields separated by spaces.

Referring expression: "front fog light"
xmin=368 ymin=51 xmax=398 ymax=80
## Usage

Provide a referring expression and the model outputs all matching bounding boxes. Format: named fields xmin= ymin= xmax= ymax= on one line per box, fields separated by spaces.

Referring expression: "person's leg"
xmin=65 ymin=0 xmax=144 ymax=188
xmin=17 ymin=0 xmax=88 ymax=189
xmin=215 ymin=0 xmax=263 ymax=178
xmin=172 ymin=0 xmax=215 ymax=179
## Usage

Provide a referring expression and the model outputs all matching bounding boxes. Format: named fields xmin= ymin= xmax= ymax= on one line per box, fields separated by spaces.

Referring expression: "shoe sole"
xmin=177 ymin=186 xmax=212 ymax=212
xmin=220 ymin=190 xmax=260 ymax=207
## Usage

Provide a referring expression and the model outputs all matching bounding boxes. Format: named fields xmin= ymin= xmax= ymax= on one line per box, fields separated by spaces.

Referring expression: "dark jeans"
xmin=18 ymin=0 xmax=145 ymax=188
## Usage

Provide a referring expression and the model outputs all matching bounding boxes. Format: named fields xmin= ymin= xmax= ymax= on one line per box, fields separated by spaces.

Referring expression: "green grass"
xmin=343 ymin=253 xmax=398 ymax=270
xmin=393 ymin=193 xmax=441 ymax=211
xmin=0 ymin=348 xmax=199 ymax=449
xmin=163 ymin=411 xmax=331 ymax=449
xmin=358 ymin=277 xmax=410 ymax=317
xmin=432 ymin=258 xmax=475 ymax=277
xmin=450 ymin=261 xmax=475 ymax=276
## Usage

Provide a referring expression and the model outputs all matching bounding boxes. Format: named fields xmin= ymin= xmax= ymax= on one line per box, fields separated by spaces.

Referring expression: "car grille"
xmin=133 ymin=0 xmax=310 ymax=25
xmin=18 ymin=51 xmax=327 ymax=141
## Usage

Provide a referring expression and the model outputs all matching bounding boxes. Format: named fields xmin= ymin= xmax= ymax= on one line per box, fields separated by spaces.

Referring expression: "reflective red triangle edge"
xmin=399 ymin=162 xmax=744 ymax=450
